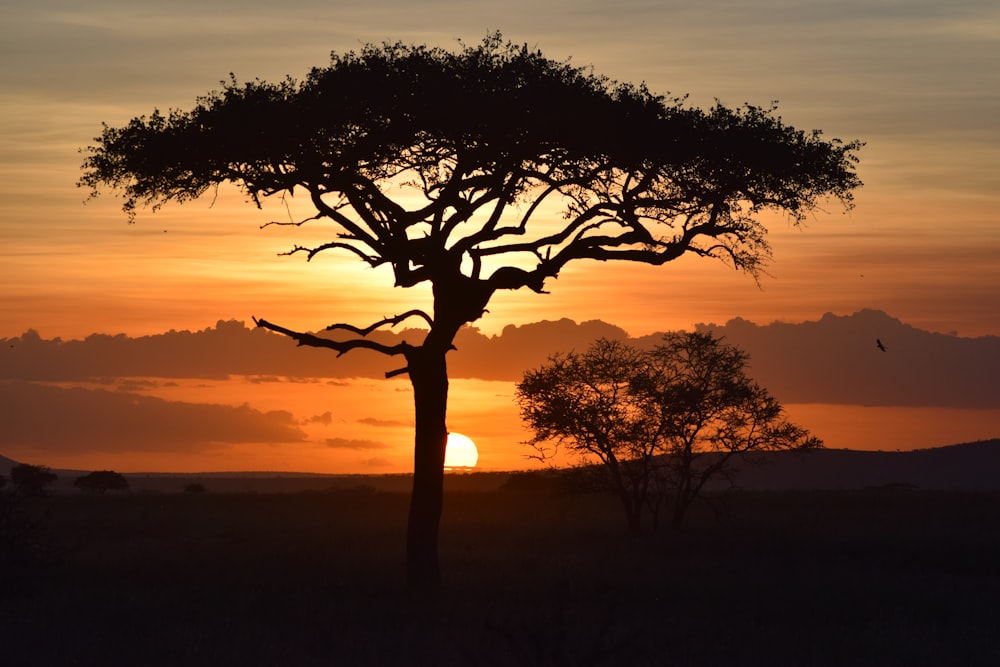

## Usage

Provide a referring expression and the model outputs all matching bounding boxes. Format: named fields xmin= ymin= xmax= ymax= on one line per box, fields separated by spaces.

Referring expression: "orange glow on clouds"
xmin=2 ymin=3 xmax=999 ymax=475
xmin=5 ymin=370 xmax=998 ymax=475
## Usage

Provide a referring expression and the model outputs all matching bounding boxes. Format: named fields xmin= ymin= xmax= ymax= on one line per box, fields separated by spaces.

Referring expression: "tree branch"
xmin=324 ymin=310 xmax=434 ymax=336
xmin=309 ymin=188 xmax=383 ymax=252
xmin=253 ymin=317 xmax=411 ymax=358
xmin=259 ymin=212 xmax=323 ymax=230
xmin=280 ymin=241 xmax=384 ymax=266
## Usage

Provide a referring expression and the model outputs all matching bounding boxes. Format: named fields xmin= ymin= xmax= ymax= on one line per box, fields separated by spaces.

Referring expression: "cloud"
xmin=358 ymin=417 xmax=413 ymax=428
xmin=246 ymin=375 xmax=286 ymax=384
xmin=2 ymin=312 xmax=998 ymax=408
xmin=117 ymin=378 xmax=160 ymax=392
xmin=0 ymin=318 xmax=622 ymax=383
xmin=0 ymin=380 xmax=306 ymax=454
xmin=0 ymin=321 xmax=394 ymax=382
xmin=688 ymin=310 xmax=1000 ymax=409
xmin=324 ymin=437 xmax=388 ymax=450
xmin=303 ymin=411 xmax=333 ymax=425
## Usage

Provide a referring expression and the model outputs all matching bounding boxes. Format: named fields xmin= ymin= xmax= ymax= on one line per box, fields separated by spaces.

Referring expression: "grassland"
xmin=3 ymin=485 xmax=999 ymax=666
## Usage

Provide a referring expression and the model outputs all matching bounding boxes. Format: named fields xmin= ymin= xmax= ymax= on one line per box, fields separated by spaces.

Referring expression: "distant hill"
xmin=0 ymin=453 xmax=20 ymax=477
xmin=725 ymin=439 xmax=1000 ymax=491
xmin=4 ymin=439 xmax=997 ymax=493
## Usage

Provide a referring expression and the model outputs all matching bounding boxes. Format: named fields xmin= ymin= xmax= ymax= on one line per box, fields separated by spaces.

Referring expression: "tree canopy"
xmin=74 ymin=470 xmax=129 ymax=495
xmin=79 ymin=33 xmax=861 ymax=587
xmin=81 ymin=33 xmax=861 ymax=317
xmin=9 ymin=464 xmax=58 ymax=497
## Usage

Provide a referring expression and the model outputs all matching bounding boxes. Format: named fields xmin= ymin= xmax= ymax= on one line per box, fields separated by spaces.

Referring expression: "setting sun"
xmin=445 ymin=432 xmax=479 ymax=469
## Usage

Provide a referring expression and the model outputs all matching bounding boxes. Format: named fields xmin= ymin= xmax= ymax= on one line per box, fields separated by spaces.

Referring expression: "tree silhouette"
xmin=517 ymin=334 xmax=821 ymax=532
xmin=74 ymin=470 xmax=129 ymax=494
xmin=79 ymin=34 xmax=862 ymax=588
xmin=9 ymin=464 xmax=58 ymax=497
xmin=516 ymin=339 xmax=663 ymax=535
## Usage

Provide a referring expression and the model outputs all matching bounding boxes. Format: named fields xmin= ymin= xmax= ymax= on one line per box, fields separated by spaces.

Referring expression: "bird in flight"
xmin=876 ymin=339 xmax=887 ymax=352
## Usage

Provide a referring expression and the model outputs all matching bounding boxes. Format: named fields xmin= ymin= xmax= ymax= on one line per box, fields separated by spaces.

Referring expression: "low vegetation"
xmin=74 ymin=470 xmax=129 ymax=494
xmin=2 ymin=483 xmax=998 ymax=665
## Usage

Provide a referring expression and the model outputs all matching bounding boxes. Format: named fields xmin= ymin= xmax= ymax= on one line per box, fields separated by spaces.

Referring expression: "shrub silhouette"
xmin=10 ymin=464 xmax=57 ymax=496
xmin=74 ymin=470 xmax=129 ymax=494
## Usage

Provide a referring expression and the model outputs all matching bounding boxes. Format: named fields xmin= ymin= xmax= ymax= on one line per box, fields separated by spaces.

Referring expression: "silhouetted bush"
xmin=10 ymin=464 xmax=58 ymax=496
xmin=74 ymin=470 xmax=129 ymax=494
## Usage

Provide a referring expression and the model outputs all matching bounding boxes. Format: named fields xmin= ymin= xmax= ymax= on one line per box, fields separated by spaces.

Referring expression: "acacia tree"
xmin=74 ymin=470 xmax=129 ymax=495
xmin=79 ymin=34 xmax=861 ymax=587
xmin=516 ymin=339 xmax=663 ymax=535
xmin=517 ymin=334 xmax=820 ymax=533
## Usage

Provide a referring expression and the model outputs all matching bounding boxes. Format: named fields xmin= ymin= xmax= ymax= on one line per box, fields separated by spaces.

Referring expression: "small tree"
xmin=516 ymin=339 xmax=663 ymax=535
xmin=517 ymin=333 xmax=820 ymax=532
xmin=10 ymin=464 xmax=58 ymax=497
xmin=80 ymin=34 xmax=860 ymax=587
xmin=74 ymin=470 xmax=129 ymax=495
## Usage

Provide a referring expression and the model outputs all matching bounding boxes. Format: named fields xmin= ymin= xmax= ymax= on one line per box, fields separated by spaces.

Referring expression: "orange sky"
xmin=3 ymin=317 xmax=998 ymax=473
xmin=1 ymin=1 xmax=998 ymax=473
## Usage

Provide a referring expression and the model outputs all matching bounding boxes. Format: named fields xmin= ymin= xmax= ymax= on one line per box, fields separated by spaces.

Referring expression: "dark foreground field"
xmin=3 ymin=487 xmax=999 ymax=666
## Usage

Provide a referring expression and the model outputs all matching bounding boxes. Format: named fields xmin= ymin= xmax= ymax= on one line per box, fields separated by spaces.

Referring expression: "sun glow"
xmin=445 ymin=432 xmax=479 ymax=469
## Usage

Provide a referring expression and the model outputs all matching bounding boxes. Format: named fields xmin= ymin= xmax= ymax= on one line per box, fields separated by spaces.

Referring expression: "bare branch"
xmin=253 ymin=316 xmax=411 ymax=358
xmin=325 ymin=310 xmax=434 ymax=336
xmin=471 ymin=203 xmax=613 ymax=259
xmin=309 ymin=188 xmax=383 ymax=251
xmin=259 ymin=212 xmax=322 ymax=229
xmin=279 ymin=241 xmax=384 ymax=266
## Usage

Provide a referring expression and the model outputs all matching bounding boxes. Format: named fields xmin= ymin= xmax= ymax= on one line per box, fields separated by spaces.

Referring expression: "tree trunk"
xmin=670 ymin=487 xmax=692 ymax=530
xmin=405 ymin=346 xmax=449 ymax=590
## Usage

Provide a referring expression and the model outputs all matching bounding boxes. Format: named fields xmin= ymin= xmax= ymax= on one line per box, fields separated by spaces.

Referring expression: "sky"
xmin=1 ymin=0 xmax=998 ymax=473
xmin=3 ymin=311 xmax=999 ymax=473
